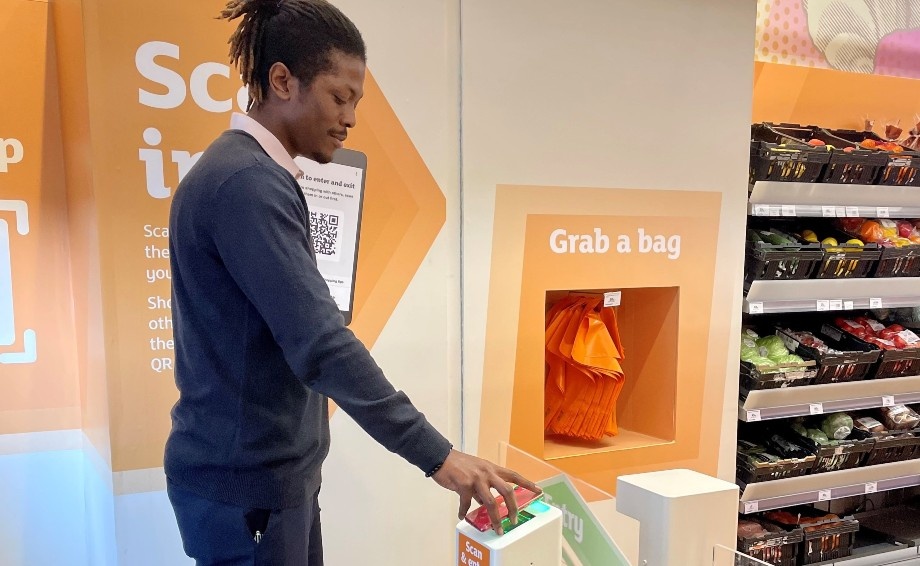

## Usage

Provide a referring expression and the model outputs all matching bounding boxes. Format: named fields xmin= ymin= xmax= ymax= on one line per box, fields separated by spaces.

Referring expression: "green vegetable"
xmin=774 ymin=354 xmax=804 ymax=365
xmin=760 ymin=229 xmax=798 ymax=246
xmin=821 ymin=413 xmax=854 ymax=441
xmin=742 ymin=329 xmax=760 ymax=340
xmin=791 ymin=422 xmax=808 ymax=436
xmin=741 ymin=346 xmax=760 ymax=361
xmin=748 ymin=229 xmax=764 ymax=243
xmin=756 ymin=335 xmax=790 ymax=360
xmin=807 ymin=428 xmax=830 ymax=445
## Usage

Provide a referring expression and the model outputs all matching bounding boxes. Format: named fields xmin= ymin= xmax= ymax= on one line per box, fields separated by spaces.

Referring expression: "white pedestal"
xmin=455 ymin=500 xmax=562 ymax=566
xmin=617 ymin=469 xmax=739 ymax=566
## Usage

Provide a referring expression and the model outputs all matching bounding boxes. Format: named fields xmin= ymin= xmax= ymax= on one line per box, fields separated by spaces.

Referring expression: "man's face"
xmin=287 ymin=50 xmax=365 ymax=164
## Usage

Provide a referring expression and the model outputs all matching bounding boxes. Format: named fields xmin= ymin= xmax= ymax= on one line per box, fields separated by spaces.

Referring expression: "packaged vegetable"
xmin=742 ymin=328 xmax=760 ymax=340
xmin=773 ymin=354 xmax=804 ymax=365
xmin=879 ymin=405 xmax=920 ymax=431
xmin=756 ymin=335 xmax=790 ymax=360
xmin=738 ymin=520 xmax=768 ymax=539
xmin=766 ymin=433 xmax=811 ymax=459
xmin=740 ymin=346 xmax=761 ymax=361
xmin=746 ymin=355 xmax=776 ymax=367
xmin=806 ymin=428 xmax=830 ymax=445
xmin=854 ymin=416 xmax=886 ymax=434
xmin=821 ymin=413 xmax=854 ymax=440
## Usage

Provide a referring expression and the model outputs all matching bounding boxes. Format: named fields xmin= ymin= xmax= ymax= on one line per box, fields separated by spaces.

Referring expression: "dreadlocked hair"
xmin=220 ymin=0 xmax=365 ymax=110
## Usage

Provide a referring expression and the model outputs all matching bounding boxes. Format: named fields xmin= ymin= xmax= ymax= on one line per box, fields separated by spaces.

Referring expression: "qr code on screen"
xmin=309 ymin=208 xmax=342 ymax=261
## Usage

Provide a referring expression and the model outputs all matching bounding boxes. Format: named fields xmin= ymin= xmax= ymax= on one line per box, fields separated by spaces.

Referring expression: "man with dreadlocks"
xmin=164 ymin=1 xmax=539 ymax=564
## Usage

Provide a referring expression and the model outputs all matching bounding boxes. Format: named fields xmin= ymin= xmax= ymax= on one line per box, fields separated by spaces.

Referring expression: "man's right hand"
xmin=431 ymin=449 xmax=542 ymax=535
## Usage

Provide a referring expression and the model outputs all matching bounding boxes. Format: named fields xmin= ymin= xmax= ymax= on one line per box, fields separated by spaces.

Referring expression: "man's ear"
xmin=267 ymin=62 xmax=295 ymax=102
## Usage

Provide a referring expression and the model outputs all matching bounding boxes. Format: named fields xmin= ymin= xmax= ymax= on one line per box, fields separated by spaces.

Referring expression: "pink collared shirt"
xmin=230 ymin=113 xmax=303 ymax=179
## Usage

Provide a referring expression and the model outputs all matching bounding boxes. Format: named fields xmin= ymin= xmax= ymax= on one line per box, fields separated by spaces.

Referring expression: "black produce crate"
xmin=737 ymin=521 xmax=803 ymax=566
xmin=801 ymin=518 xmax=859 ymax=564
xmin=765 ymin=421 xmax=873 ymax=475
xmin=778 ymin=326 xmax=881 ymax=385
xmin=762 ymin=508 xmax=859 ymax=566
xmin=863 ymin=430 xmax=920 ymax=466
xmin=736 ymin=453 xmax=815 ymax=484
xmin=812 ymin=234 xmax=881 ymax=280
xmin=822 ymin=323 xmax=920 ymax=380
xmin=806 ymin=434 xmax=874 ymax=474
xmin=740 ymin=359 xmax=817 ymax=391
xmin=745 ymin=240 xmax=824 ymax=286
xmin=875 ymin=348 xmax=920 ymax=379
xmin=874 ymin=244 xmax=920 ymax=278
xmin=823 ymin=128 xmax=920 ymax=186
xmin=751 ymin=124 xmax=831 ymax=183
xmin=768 ymin=123 xmax=887 ymax=184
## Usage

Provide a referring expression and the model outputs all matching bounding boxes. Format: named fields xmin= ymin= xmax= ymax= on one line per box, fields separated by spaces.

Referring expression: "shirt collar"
xmin=230 ymin=112 xmax=303 ymax=179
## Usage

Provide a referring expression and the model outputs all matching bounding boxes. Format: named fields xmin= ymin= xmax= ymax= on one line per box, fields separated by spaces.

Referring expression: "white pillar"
xmin=617 ymin=469 xmax=739 ymax=566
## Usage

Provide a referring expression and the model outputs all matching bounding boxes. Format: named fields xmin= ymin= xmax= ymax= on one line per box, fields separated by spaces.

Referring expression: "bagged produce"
xmin=756 ymin=335 xmax=790 ymax=360
xmin=835 ymin=316 xmax=920 ymax=350
xmin=806 ymin=428 xmax=830 ymax=445
xmin=738 ymin=519 xmax=768 ymax=539
xmin=854 ymin=416 xmax=886 ymax=434
xmin=781 ymin=328 xmax=843 ymax=354
xmin=821 ymin=413 xmax=854 ymax=440
xmin=879 ymin=405 xmax=920 ymax=431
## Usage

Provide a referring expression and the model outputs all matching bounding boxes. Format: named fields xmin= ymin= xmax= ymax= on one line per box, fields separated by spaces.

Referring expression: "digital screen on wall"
xmin=294 ymin=149 xmax=367 ymax=326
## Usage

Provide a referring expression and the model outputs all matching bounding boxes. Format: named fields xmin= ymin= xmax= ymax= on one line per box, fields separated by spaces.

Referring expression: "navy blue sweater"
xmin=165 ymin=130 xmax=452 ymax=509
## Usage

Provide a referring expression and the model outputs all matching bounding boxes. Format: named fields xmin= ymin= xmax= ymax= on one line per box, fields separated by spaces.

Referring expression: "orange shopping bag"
xmin=544 ymin=294 xmax=626 ymax=441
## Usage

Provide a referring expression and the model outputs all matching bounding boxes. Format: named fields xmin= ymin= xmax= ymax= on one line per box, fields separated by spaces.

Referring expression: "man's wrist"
xmin=425 ymin=445 xmax=453 ymax=478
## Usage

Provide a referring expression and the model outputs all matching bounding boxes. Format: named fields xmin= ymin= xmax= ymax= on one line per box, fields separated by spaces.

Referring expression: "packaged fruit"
xmin=859 ymin=220 xmax=885 ymax=242
xmin=879 ymin=219 xmax=900 ymax=238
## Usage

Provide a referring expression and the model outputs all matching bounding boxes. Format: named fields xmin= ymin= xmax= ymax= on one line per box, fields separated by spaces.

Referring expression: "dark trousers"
xmin=167 ymin=479 xmax=323 ymax=566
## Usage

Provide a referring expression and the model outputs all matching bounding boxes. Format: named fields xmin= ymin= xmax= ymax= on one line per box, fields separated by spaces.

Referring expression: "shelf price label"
xmin=882 ymin=396 xmax=896 ymax=407
xmin=752 ymin=204 xmax=769 ymax=216
xmin=845 ymin=206 xmax=860 ymax=218
xmin=744 ymin=501 xmax=759 ymax=514
xmin=835 ymin=206 xmax=847 ymax=218
xmin=746 ymin=410 xmax=762 ymax=422
xmin=810 ymin=403 xmax=824 ymax=415
xmin=843 ymin=301 xmax=855 ymax=311
xmin=817 ymin=300 xmax=830 ymax=312
xmin=748 ymin=302 xmax=764 ymax=315
xmin=877 ymin=207 xmax=890 ymax=218
xmin=830 ymin=300 xmax=843 ymax=311
xmin=822 ymin=206 xmax=837 ymax=218
xmin=870 ymin=298 xmax=884 ymax=309
xmin=603 ymin=291 xmax=621 ymax=307
xmin=781 ymin=205 xmax=796 ymax=217
xmin=865 ymin=482 xmax=878 ymax=494
xmin=818 ymin=489 xmax=832 ymax=502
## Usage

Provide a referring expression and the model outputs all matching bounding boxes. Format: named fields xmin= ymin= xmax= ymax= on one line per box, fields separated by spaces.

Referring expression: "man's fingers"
xmin=458 ymin=490 xmax=474 ymax=520
xmin=493 ymin=478 xmax=518 ymax=525
xmin=500 ymin=468 xmax=542 ymax=495
xmin=476 ymin=482 xmax=503 ymax=535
